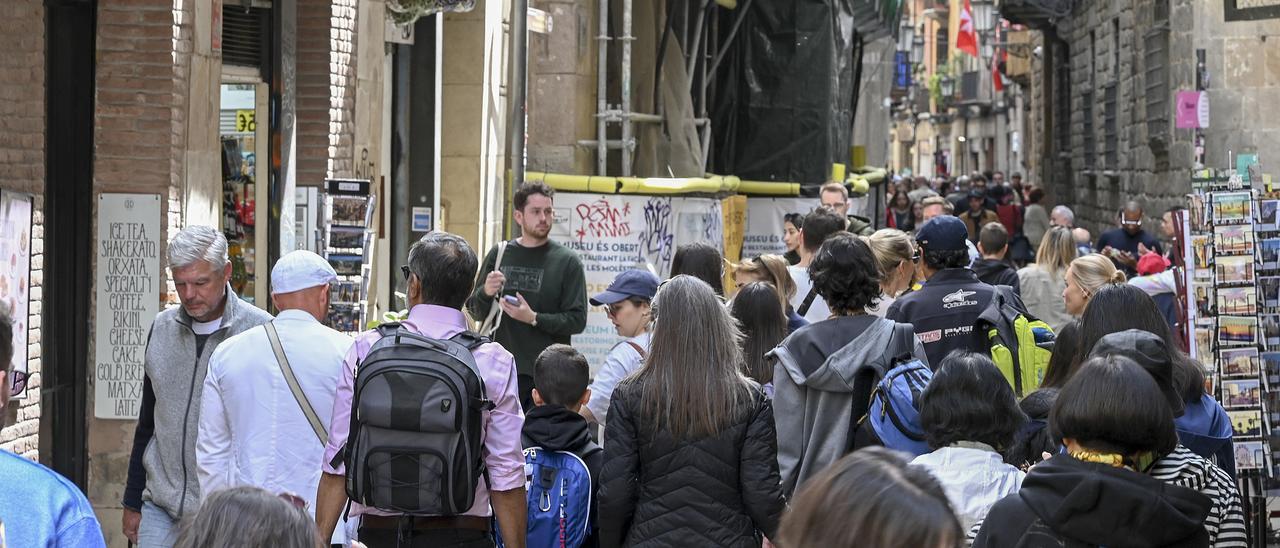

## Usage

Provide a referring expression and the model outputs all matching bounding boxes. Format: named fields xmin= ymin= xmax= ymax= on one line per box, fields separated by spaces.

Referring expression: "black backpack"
xmin=332 ymin=323 xmax=495 ymax=515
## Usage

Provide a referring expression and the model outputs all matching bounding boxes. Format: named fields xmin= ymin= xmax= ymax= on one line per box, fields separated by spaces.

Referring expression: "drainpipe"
xmin=511 ymin=0 xmax=529 ymax=186
xmin=621 ymin=0 xmax=635 ymax=176
xmin=596 ymin=0 xmax=609 ymax=175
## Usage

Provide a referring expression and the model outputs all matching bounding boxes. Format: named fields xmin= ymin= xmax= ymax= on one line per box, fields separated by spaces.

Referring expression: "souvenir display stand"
xmin=1183 ymin=164 xmax=1279 ymax=542
xmin=323 ymin=178 xmax=376 ymax=334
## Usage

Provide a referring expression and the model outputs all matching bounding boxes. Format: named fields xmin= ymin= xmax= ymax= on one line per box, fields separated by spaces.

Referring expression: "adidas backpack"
xmin=332 ymin=323 xmax=494 ymax=515
xmin=860 ymin=323 xmax=933 ymax=457
xmin=978 ymin=286 xmax=1056 ymax=398
xmin=498 ymin=442 xmax=601 ymax=548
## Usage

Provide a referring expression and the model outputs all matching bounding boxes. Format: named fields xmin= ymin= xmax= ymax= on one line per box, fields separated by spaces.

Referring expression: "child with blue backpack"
xmin=516 ymin=344 xmax=602 ymax=548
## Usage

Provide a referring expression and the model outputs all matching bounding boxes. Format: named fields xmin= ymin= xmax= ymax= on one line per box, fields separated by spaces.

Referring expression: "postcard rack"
xmin=1185 ymin=164 xmax=1280 ymax=541
xmin=323 ymin=178 xmax=375 ymax=335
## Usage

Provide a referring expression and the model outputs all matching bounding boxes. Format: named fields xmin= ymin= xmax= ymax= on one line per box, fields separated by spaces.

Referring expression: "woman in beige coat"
xmin=1016 ymin=227 xmax=1076 ymax=331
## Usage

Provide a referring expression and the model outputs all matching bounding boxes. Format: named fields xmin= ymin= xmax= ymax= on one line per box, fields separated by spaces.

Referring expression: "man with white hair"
xmin=1050 ymin=205 xmax=1075 ymax=228
xmin=122 ymin=226 xmax=272 ymax=547
xmin=196 ymin=250 xmax=354 ymax=546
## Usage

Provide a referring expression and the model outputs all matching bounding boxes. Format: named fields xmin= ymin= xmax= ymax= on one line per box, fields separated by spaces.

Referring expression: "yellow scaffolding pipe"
xmin=523 ymin=169 xmax=883 ymax=197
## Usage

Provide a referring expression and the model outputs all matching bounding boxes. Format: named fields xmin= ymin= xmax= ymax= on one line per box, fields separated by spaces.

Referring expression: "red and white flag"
xmin=957 ymin=0 xmax=979 ymax=58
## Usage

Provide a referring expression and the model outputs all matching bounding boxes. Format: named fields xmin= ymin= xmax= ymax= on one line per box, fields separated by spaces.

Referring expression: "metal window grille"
xmin=1081 ymin=90 xmax=1096 ymax=169
xmin=1104 ymin=83 xmax=1118 ymax=168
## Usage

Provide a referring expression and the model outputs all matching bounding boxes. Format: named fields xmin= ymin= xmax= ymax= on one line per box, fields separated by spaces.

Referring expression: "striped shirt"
xmin=968 ymin=446 xmax=1247 ymax=547
xmin=1148 ymin=445 xmax=1248 ymax=547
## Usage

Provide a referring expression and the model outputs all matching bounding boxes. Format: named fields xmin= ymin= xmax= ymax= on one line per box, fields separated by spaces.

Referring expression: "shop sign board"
xmin=94 ymin=194 xmax=162 ymax=419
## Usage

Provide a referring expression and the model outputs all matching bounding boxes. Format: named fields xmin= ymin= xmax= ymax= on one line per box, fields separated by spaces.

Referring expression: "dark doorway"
xmin=43 ymin=0 xmax=97 ymax=486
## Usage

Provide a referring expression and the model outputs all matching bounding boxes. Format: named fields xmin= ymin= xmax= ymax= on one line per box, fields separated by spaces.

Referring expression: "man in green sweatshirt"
xmin=467 ymin=182 xmax=588 ymax=409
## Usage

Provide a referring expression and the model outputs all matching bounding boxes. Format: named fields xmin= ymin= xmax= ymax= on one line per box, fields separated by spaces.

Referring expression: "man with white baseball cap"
xmin=196 ymin=250 xmax=354 ymax=546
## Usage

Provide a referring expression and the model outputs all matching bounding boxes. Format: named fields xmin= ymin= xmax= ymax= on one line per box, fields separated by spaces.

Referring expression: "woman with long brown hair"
xmin=599 ymin=276 xmax=786 ymax=547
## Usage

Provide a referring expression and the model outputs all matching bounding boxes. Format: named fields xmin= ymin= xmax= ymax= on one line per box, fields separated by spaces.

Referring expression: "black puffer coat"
xmin=598 ymin=382 xmax=787 ymax=548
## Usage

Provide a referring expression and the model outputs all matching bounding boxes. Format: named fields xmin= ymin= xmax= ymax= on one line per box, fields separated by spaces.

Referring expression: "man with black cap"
xmin=887 ymin=216 xmax=999 ymax=368
xmin=1088 ymin=329 xmax=1246 ymax=547
xmin=961 ymin=189 xmax=1000 ymax=244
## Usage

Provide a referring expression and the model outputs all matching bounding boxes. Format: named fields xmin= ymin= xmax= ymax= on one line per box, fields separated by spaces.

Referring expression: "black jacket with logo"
xmin=886 ymin=268 xmax=996 ymax=368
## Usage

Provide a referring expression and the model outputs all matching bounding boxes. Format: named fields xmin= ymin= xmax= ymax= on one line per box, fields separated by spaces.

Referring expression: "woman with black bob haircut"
xmin=974 ymin=356 xmax=1211 ymax=547
xmin=779 ymin=447 xmax=962 ymax=548
xmin=911 ymin=353 xmax=1027 ymax=531
xmin=1071 ymin=284 xmax=1236 ymax=472
xmin=670 ymin=242 xmax=726 ymax=296
xmin=769 ymin=233 xmax=929 ymax=495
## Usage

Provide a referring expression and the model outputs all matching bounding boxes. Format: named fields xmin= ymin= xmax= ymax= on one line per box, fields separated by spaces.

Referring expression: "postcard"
xmin=1264 ymin=315 xmax=1280 ymax=348
xmin=1213 ymin=191 xmax=1254 ymax=224
xmin=1261 ymin=200 xmax=1280 ymax=231
xmin=1219 ymin=316 xmax=1259 ymax=347
xmin=1235 ymin=441 xmax=1267 ymax=470
xmin=1231 ymin=409 xmax=1265 ymax=438
xmin=1264 ymin=238 xmax=1280 ymax=269
xmin=1218 ymin=286 xmax=1258 ymax=316
xmin=1215 ymin=224 xmax=1256 ymax=256
xmin=1216 ymin=255 xmax=1256 ymax=286
xmin=1223 ymin=347 xmax=1261 ymax=377
xmin=1223 ymin=378 xmax=1263 ymax=408
xmin=330 ymin=195 xmax=371 ymax=227
xmin=1263 ymin=277 xmax=1280 ymax=307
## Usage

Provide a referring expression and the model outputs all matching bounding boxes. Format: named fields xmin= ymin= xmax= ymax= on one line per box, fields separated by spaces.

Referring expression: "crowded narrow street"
xmin=2 ymin=0 xmax=1280 ymax=546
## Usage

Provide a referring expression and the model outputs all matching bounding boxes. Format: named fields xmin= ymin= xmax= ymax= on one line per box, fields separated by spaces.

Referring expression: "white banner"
xmin=551 ymin=193 xmax=723 ymax=371
xmin=741 ymin=198 xmax=815 ymax=259
xmin=95 ymin=194 xmax=162 ymax=419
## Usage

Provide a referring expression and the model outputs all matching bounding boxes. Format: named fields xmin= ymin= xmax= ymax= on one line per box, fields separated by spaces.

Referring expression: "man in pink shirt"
xmin=315 ymin=232 xmax=527 ymax=548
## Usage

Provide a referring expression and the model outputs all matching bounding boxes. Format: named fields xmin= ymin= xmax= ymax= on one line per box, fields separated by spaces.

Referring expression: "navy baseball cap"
xmin=591 ymin=269 xmax=661 ymax=306
xmin=915 ymin=216 xmax=969 ymax=252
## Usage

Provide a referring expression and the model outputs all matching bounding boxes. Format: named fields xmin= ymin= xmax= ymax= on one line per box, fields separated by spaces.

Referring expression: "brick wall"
xmin=0 ymin=0 xmax=45 ymax=460
xmin=298 ymin=0 xmax=358 ymax=183
xmin=92 ymin=1 xmax=185 ymax=544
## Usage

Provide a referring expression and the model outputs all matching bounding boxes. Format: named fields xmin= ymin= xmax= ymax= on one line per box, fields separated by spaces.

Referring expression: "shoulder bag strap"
xmin=479 ymin=241 xmax=510 ymax=337
xmin=797 ymin=287 xmax=818 ymax=317
xmin=264 ymin=322 xmax=329 ymax=446
xmin=625 ymin=340 xmax=647 ymax=359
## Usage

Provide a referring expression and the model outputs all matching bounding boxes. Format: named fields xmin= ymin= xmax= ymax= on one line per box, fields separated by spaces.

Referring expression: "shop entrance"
xmin=219 ymin=79 xmax=270 ymax=309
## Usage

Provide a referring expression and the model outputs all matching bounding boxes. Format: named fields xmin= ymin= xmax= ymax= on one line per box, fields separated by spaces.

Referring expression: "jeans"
xmin=137 ymin=501 xmax=179 ymax=548
xmin=358 ymin=527 xmax=494 ymax=548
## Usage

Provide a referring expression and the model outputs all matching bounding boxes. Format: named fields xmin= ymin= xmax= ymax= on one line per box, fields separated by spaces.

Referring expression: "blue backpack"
xmin=859 ymin=324 xmax=933 ymax=456
xmin=498 ymin=442 xmax=600 ymax=548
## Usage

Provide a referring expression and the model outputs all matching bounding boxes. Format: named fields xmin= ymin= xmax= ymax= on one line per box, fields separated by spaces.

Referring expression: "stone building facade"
xmin=1016 ymin=0 xmax=1280 ymax=238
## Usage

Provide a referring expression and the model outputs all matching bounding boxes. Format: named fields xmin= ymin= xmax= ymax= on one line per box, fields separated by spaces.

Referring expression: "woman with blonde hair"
xmin=1017 ymin=226 xmax=1077 ymax=331
xmin=735 ymin=254 xmax=807 ymax=332
xmin=862 ymin=229 xmax=917 ymax=317
xmin=1063 ymin=253 xmax=1127 ymax=317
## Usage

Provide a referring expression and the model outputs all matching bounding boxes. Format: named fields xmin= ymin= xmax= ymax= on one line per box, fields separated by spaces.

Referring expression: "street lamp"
xmin=940 ymin=76 xmax=955 ymax=100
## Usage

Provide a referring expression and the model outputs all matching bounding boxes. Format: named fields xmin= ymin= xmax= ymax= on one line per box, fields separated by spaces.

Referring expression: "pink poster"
xmin=1177 ymin=91 xmax=1209 ymax=129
